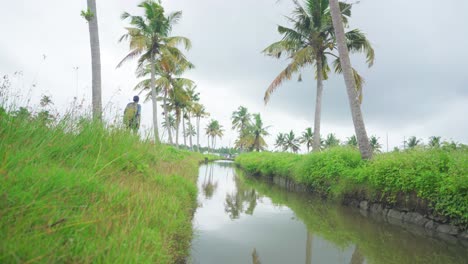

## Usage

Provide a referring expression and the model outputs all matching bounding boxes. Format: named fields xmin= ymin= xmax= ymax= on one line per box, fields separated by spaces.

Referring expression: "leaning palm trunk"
xmin=313 ymin=55 xmax=324 ymax=152
xmin=150 ymin=55 xmax=160 ymax=143
xmin=86 ymin=0 xmax=102 ymax=121
xmin=163 ymin=91 xmax=173 ymax=144
xmin=329 ymin=0 xmax=372 ymax=159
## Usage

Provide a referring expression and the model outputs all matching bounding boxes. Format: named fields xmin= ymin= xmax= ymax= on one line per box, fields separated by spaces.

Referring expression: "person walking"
xmin=123 ymin=95 xmax=141 ymax=132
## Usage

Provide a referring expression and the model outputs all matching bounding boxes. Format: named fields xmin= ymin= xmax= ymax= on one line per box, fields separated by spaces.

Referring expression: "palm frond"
xmin=262 ymin=40 xmax=298 ymax=58
xmin=333 ymin=58 xmax=365 ymax=103
xmin=345 ymin=29 xmax=375 ymax=67
xmin=264 ymin=46 xmax=314 ymax=104
xmin=116 ymin=48 xmax=143 ymax=68
xmin=165 ymin=36 xmax=192 ymax=50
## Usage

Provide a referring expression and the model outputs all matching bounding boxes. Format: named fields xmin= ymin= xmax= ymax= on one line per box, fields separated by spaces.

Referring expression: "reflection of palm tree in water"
xmin=225 ymin=172 xmax=258 ymax=219
xmin=252 ymin=248 xmax=261 ymax=264
xmin=305 ymin=231 xmax=312 ymax=264
xmin=202 ymin=163 xmax=218 ymax=199
xmin=350 ymin=245 xmax=364 ymax=264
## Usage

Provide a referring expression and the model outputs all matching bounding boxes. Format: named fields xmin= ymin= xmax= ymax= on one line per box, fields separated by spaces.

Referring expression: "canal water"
xmin=189 ymin=161 xmax=467 ymax=264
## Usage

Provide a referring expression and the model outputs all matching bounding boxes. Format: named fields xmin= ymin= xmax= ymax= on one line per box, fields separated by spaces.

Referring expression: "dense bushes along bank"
xmin=0 ymin=111 xmax=210 ymax=263
xmin=235 ymin=148 xmax=468 ymax=228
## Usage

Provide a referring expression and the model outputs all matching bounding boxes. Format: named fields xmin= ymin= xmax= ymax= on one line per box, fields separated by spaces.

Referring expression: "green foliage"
xmin=0 ymin=111 xmax=205 ymax=263
xmin=236 ymin=147 xmax=468 ymax=225
xmin=80 ymin=8 xmax=94 ymax=22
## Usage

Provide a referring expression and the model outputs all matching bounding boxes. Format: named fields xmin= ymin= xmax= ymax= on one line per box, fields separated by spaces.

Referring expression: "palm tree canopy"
xmin=300 ymin=127 xmax=314 ymax=151
xmin=118 ymin=0 xmax=191 ymax=69
xmin=206 ymin=119 xmax=224 ymax=139
xmin=324 ymin=133 xmax=340 ymax=148
xmin=346 ymin=135 xmax=358 ymax=147
xmin=369 ymin=135 xmax=382 ymax=153
xmin=263 ymin=0 xmax=374 ymax=104
xmin=285 ymin=130 xmax=300 ymax=153
xmin=231 ymin=106 xmax=252 ymax=131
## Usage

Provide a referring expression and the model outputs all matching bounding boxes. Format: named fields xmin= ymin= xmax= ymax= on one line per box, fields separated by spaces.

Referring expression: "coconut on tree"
xmin=118 ymin=0 xmax=191 ymax=143
xmin=263 ymin=0 xmax=374 ymax=153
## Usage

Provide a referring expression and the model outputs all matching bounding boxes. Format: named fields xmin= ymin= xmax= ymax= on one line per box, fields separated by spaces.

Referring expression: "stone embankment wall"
xmin=265 ymin=174 xmax=467 ymax=244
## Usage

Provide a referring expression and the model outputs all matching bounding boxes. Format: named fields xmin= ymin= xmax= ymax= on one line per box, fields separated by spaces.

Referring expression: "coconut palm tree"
xmin=82 ymin=0 xmax=102 ymax=120
xmin=300 ymin=127 xmax=314 ymax=152
xmin=192 ymin=103 xmax=209 ymax=152
xmin=329 ymin=0 xmax=373 ymax=159
xmin=369 ymin=135 xmax=382 ymax=153
xmin=324 ymin=133 xmax=340 ymax=148
xmin=275 ymin=133 xmax=287 ymax=152
xmin=161 ymin=113 xmax=176 ymax=140
xmin=406 ymin=136 xmax=421 ymax=149
xmin=205 ymin=119 xmax=224 ymax=151
xmin=428 ymin=136 xmax=441 ymax=148
xmin=346 ymin=135 xmax=358 ymax=147
xmin=134 ymin=49 xmax=194 ymax=145
xmin=285 ymin=131 xmax=300 ymax=153
xmin=167 ymin=82 xmax=192 ymax=148
xmin=185 ymin=123 xmax=196 ymax=150
xmin=118 ymin=0 xmax=191 ymax=143
xmin=185 ymin=86 xmax=200 ymax=149
xmin=263 ymin=0 xmax=374 ymax=153
xmin=235 ymin=114 xmax=269 ymax=152
xmin=232 ymin=106 xmax=252 ymax=151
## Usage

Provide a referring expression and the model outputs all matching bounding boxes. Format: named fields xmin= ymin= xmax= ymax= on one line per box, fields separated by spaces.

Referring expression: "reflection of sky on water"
xmin=190 ymin=162 xmax=355 ymax=264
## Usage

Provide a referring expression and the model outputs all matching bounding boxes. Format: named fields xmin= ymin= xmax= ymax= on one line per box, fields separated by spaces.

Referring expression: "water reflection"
xmin=201 ymin=163 xmax=218 ymax=199
xmin=224 ymin=172 xmax=258 ymax=219
xmin=190 ymin=163 xmax=467 ymax=264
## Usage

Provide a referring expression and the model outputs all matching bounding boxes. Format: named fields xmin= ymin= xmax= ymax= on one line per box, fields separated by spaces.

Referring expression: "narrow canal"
xmin=189 ymin=161 xmax=467 ymax=264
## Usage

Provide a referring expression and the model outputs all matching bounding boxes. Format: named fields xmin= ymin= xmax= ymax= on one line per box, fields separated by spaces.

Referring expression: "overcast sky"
xmin=1 ymin=0 xmax=467 ymax=151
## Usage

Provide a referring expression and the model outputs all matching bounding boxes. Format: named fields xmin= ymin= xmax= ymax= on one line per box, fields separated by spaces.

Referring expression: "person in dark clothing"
xmin=123 ymin=95 xmax=142 ymax=132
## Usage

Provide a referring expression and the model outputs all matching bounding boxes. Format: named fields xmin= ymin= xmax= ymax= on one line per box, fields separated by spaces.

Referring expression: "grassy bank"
xmin=235 ymin=148 xmax=468 ymax=226
xmin=0 ymin=110 xmax=207 ymax=263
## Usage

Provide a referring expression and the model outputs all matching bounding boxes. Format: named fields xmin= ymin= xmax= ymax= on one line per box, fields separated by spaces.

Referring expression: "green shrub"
xmin=235 ymin=147 xmax=468 ymax=224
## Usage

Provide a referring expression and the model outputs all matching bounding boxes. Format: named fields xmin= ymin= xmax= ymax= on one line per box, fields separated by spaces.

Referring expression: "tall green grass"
xmin=236 ymin=148 xmax=468 ymax=225
xmin=0 ymin=110 xmax=206 ymax=263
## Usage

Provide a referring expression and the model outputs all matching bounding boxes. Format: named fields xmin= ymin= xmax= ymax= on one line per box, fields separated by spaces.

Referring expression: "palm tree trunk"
xmin=86 ymin=0 xmax=102 ymax=121
xmin=188 ymin=115 xmax=193 ymax=150
xmin=197 ymin=117 xmax=201 ymax=152
xmin=329 ymin=0 xmax=372 ymax=159
xmin=182 ymin=112 xmax=187 ymax=147
xmin=175 ymin=112 xmax=180 ymax=148
xmin=150 ymin=54 xmax=160 ymax=143
xmin=313 ymin=55 xmax=324 ymax=152
xmin=163 ymin=90 xmax=173 ymax=144
xmin=207 ymin=135 xmax=210 ymax=152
